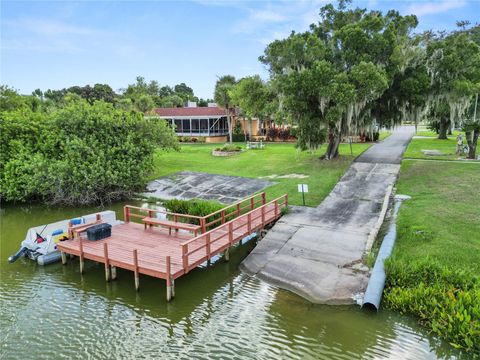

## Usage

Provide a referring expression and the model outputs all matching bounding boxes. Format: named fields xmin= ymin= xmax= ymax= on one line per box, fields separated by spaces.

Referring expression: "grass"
xmin=393 ymin=161 xmax=480 ymax=270
xmin=403 ymin=137 xmax=464 ymax=161
xmin=384 ymin=160 xmax=480 ymax=353
xmin=152 ymin=142 xmax=371 ymax=206
xmin=414 ymin=124 xmax=462 ymax=138
xmin=379 ymin=130 xmax=392 ymax=141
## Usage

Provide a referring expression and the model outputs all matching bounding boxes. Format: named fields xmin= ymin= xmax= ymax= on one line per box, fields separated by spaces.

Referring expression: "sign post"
xmin=297 ymin=184 xmax=308 ymax=206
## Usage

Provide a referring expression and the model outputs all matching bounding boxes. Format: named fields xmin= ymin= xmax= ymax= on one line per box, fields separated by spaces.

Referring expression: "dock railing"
xmin=123 ymin=205 xmax=203 ymax=225
xmin=180 ymin=194 xmax=288 ymax=273
xmin=199 ymin=192 xmax=267 ymax=232
xmin=124 ymin=192 xmax=268 ymax=234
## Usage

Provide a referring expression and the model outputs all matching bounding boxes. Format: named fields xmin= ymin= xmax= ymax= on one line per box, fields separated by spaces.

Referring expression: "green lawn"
xmin=393 ymin=161 xmax=480 ymax=270
xmin=152 ymin=142 xmax=371 ymax=206
xmin=384 ymin=160 xmax=480 ymax=352
xmin=414 ymin=125 xmax=461 ymax=137
xmin=404 ymin=137 xmax=465 ymax=161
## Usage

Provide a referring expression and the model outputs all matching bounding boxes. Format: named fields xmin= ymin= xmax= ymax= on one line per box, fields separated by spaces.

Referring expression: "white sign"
xmin=297 ymin=184 xmax=309 ymax=193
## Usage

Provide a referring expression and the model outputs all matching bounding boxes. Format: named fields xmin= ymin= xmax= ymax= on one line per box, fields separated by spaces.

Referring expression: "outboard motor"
xmin=8 ymin=247 xmax=29 ymax=263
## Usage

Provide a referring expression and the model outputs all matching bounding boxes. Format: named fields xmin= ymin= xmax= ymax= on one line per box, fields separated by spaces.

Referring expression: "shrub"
xmin=163 ymin=198 xmax=224 ymax=227
xmin=232 ymin=133 xmax=245 ymax=142
xmin=267 ymin=127 xmax=279 ymax=141
xmin=384 ymin=259 xmax=480 ymax=353
xmin=278 ymin=128 xmax=291 ymax=141
xmin=215 ymin=144 xmax=242 ymax=152
xmin=0 ymin=100 xmax=178 ymax=205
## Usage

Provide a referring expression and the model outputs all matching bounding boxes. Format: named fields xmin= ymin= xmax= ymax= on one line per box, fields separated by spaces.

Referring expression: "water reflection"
xmin=0 ymin=203 xmax=467 ymax=360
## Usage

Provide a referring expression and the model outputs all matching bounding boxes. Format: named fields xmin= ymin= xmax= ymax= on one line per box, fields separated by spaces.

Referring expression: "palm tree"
xmin=214 ymin=75 xmax=236 ymax=143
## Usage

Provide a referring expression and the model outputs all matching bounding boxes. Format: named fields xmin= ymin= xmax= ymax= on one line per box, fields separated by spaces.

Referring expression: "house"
xmin=154 ymin=103 xmax=230 ymax=143
xmin=153 ymin=102 xmax=286 ymax=142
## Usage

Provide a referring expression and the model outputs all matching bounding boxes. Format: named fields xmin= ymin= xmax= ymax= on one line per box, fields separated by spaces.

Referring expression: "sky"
xmin=1 ymin=0 xmax=479 ymax=99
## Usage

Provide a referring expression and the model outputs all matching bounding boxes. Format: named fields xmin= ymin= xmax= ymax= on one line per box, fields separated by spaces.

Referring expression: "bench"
xmin=70 ymin=220 xmax=104 ymax=239
xmin=246 ymin=141 xmax=265 ymax=149
xmin=142 ymin=217 xmax=201 ymax=236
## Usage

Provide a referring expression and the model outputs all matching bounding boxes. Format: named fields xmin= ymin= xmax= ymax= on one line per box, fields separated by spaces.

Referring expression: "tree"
xmin=0 ymin=100 xmax=178 ymax=205
xmin=135 ymin=94 xmax=155 ymax=113
xmin=214 ymin=75 xmax=236 ymax=143
xmin=159 ymin=94 xmax=184 ymax=108
xmin=0 ymin=86 xmax=29 ymax=112
xmin=261 ymin=2 xmax=415 ymax=159
xmin=424 ymin=31 xmax=480 ymax=139
xmin=174 ymin=83 xmax=194 ymax=101
xmin=229 ymin=75 xmax=272 ymax=137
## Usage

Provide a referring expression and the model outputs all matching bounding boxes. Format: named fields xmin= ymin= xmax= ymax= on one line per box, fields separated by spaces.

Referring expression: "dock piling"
xmin=111 ymin=266 xmax=117 ymax=280
xmin=79 ymin=237 xmax=85 ymax=274
xmin=133 ymin=249 xmax=139 ymax=291
xmin=166 ymin=256 xmax=174 ymax=302
xmin=103 ymin=243 xmax=111 ymax=281
xmin=61 ymin=251 xmax=67 ymax=265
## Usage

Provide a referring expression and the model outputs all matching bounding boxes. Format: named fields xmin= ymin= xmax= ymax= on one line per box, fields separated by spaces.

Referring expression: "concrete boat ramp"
xmin=241 ymin=127 xmax=415 ymax=304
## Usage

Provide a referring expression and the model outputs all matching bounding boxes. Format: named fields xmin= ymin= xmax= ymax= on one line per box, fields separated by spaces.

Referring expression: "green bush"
xmin=384 ymin=259 xmax=480 ymax=354
xmin=0 ymin=100 xmax=178 ymax=205
xmin=232 ymin=133 xmax=245 ymax=142
xmin=163 ymin=198 xmax=223 ymax=227
xmin=215 ymin=144 xmax=242 ymax=152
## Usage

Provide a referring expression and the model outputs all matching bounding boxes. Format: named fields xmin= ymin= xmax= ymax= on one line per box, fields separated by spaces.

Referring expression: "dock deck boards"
xmin=57 ymin=194 xmax=287 ymax=300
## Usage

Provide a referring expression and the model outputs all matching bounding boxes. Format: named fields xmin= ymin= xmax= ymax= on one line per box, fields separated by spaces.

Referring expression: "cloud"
xmin=406 ymin=0 xmax=467 ymax=16
xmin=250 ymin=9 xmax=286 ymax=23
xmin=229 ymin=0 xmax=325 ymax=43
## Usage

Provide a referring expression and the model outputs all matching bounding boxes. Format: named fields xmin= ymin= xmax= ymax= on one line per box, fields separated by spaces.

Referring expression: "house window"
xmin=200 ymin=119 xmax=208 ymax=133
xmin=182 ymin=119 xmax=190 ymax=132
xmin=191 ymin=119 xmax=199 ymax=133
xmin=174 ymin=119 xmax=182 ymax=132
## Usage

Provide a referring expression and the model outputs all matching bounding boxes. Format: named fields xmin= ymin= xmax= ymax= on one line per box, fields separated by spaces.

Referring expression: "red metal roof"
xmin=154 ymin=107 xmax=226 ymax=117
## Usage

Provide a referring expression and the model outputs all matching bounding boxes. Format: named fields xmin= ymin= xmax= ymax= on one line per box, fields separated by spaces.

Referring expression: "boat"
xmin=8 ymin=210 xmax=121 ymax=266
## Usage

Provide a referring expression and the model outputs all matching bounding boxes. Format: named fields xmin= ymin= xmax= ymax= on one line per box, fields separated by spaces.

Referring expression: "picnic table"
xmin=246 ymin=141 xmax=265 ymax=149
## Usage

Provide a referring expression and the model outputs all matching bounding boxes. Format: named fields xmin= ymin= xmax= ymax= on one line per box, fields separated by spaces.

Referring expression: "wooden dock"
xmin=57 ymin=192 xmax=288 ymax=301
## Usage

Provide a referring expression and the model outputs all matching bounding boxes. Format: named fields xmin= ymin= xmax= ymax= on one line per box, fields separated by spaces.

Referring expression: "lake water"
xmin=0 ymin=203 xmax=467 ymax=359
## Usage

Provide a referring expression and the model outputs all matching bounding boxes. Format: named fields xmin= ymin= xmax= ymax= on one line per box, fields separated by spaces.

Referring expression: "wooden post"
xmin=274 ymin=200 xmax=278 ymax=217
xmin=221 ymin=210 xmax=225 ymax=225
xmin=68 ymin=220 xmax=73 ymax=240
xmin=79 ymin=237 xmax=84 ymax=274
xmin=247 ymin=213 xmax=251 ymax=233
xmin=182 ymin=244 xmax=188 ymax=273
xmin=261 ymin=192 xmax=266 ymax=205
xmin=111 ymin=266 xmax=117 ymax=280
xmin=261 ymin=205 xmax=265 ymax=226
xmin=123 ymin=206 xmax=130 ymax=223
xmin=228 ymin=222 xmax=233 ymax=245
xmin=148 ymin=210 xmax=154 ymax=227
xmin=103 ymin=242 xmax=110 ymax=281
xmin=236 ymin=203 xmax=241 ymax=217
xmin=166 ymin=256 xmax=173 ymax=302
xmin=250 ymin=197 xmax=255 ymax=210
xmin=285 ymin=193 xmax=289 ymax=206
xmin=96 ymin=213 xmax=101 ymax=222
xmin=206 ymin=234 xmax=211 ymax=260
xmin=133 ymin=249 xmax=139 ymax=291
xmin=200 ymin=218 xmax=206 ymax=234
xmin=61 ymin=251 xmax=67 ymax=265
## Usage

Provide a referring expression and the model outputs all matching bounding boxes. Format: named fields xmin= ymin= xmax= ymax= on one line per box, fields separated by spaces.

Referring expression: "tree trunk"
xmin=325 ymin=133 xmax=341 ymax=160
xmin=466 ymin=129 xmax=479 ymax=159
xmin=226 ymin=110 xmax=233 ymax=143
xmin=438 ymin=118 xmax=448 ymax=139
